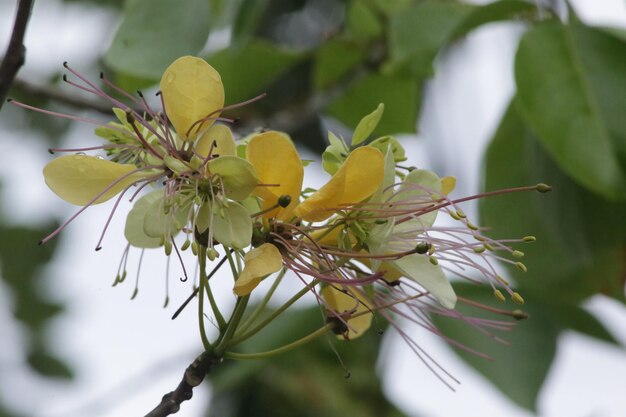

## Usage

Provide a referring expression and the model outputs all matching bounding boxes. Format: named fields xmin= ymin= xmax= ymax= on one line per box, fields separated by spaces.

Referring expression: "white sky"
xmin=1 ymin=0 xmax=625 ymax=416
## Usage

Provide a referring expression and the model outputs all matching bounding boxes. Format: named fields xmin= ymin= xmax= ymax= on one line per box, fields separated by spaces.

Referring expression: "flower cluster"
xmin=14 ymin=56 xmax=547 ymax=371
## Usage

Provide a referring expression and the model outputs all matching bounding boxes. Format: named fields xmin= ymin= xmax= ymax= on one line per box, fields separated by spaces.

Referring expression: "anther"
xmin=494 ymin=289 xmax=506 ymax=302
xmin=512 ymin=250 xmax=524 ymax=258
xmin=512 ymin=292 xmax=525 ymax=305
xmin=99 ymin=72 xmax=104 ymax=79
xmin=137 ymin=90 xmax=144 ymax=98
xmin=512 ymin=309 xmax=529 ymax=320
xmin=62 ymin=61 xmax=69 ymax=68
xmin=523 ymin=235 xmax=536 ymax=242
xmin=536 ymin=183 xmax=552 ymax=193
xmin=515 ymin=262 xmax=527 ymax=273
xmin=429 ymin=256 xmax=438 ymax=266
xmin=484 ymin=243 xmax=495 ymax=251
xmin=62 ymin=74 xmax=67 ymax=82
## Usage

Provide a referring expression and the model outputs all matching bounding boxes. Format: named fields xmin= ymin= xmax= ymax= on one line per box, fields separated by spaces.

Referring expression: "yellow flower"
xmin=321 ymin=285 xmax=372 ymax=340
xmin=234 ymin=243 xmax=283 ymax=296
xmin=246 ymin=131 xmax=385 ymax=222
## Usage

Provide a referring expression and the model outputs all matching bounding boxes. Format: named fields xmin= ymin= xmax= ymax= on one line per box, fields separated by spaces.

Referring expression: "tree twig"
xmin=12 ymin=77 xmax=115 ymax=114
xmin=0 ymin=0 xmax=35 ymax=111
xmin=144 ymin=351 xmax=221 ymax=417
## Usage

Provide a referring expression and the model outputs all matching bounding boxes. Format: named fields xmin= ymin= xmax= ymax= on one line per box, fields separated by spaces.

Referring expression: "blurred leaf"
xmin=209 ymin=306 xmax=405 ymax=417
xmin=326 ymin=74 xmax=419 ymax=135
xmin=481 ymin=101 xmax=626 ymax=304
xmin=386 ymin=1 xmax=474 ymax=77
xmin=433 ymin=283 xmax=559 ymax=412
xmin=515 ymin=20 xmax=626 ymax=199
xmin=451 ymin=0 xmax=536 ymax=38
xmin=104 ymin=0 xmax=210 ymax=80
xmin=232 ymin=0 xmax=269 ymax=44
xmin=27 ymin=350 xmax=74 ymax=379
xmin=549 ymin=303 xmax=620 ymax=345
xmin=313 ymin=38 xmax=366 ymax=89
xmin=207 ymin=41 xmax=303 ymax=104
xmin=346 ymin=0 xmax=383 ymax=40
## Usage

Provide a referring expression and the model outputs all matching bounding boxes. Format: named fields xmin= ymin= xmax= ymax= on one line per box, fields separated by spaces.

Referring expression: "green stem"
xmin=223 ymin=323 xmax=334 ymax=360
xmin=197 ymin=246 xmax=212 ymax=351
xmin=213 ymin=294 xmax=249 ymax=356
xmin=237 ymin=268 xmax=287 ymax=334
xmin=229 ymin=279 xmax=319 ymax=346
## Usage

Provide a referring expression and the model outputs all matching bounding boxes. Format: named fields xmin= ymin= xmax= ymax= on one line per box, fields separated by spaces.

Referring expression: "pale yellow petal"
xmin=160 ymin=56 xmax=224 ymax=140
xmin=246 ymin=131 xmax=304 ymax=220
xmin=196 ymin=124 xmax=236 ymax=158
xmin=441 ymin=176 xmax=457 ymax=195
xmin=234 ymin=243 xmax=283 ymax=296
xmin=295 ymin=146 xmax=384 ymax=222
xmin=321 ymin=285 xmax=372 ymax=340
xmin=43 ymin=155 xmax=145 ymax=205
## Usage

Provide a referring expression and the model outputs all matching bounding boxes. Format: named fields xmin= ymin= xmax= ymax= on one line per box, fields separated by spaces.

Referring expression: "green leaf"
xmin=346 ymin=0 xmax=382 ymax=40
xmin=211 ymin=201 xmax=252 ymax=249
xmin=352 ymin=103 xmax=384 ymax=147
xmin=481 ymin=101 xmax=626 ymax=304
xmin=326 ymin=74 xmax=419 ymax=135
xmin=386 ymin=1 xmax=475 ymax=77
xmin=104 ymin=0 xmax=211 ymax=80
xmin=313 ymin=39 xmax=366 ymax=89
xmin=433 ymin=283 xmax=559 ymax=412
xmin=451 ymin=0 xmax=536 ymax=38
xmin=515 ymin=20 xmax=626 ymax=199
xmin=27 ymin=350 xmax=73 ymax=379
xmin=549 ymin=303 xmax=620 ymax=345
xmin=231 ymin=0 xmax=269 ymax=44
xmin=207 ymin=41 xmax=302 ymax=103
xmin=368 ymin=136 xmax=406 ymax=162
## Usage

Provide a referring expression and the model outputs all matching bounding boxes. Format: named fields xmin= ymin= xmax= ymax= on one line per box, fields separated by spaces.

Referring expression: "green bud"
xmin=536 ymin=183 xmax=552 ymax=193
xmin=181 ymin=239 xmax=191 ymax=251
xmin=278 ymin=194 xmax=291 ymax=208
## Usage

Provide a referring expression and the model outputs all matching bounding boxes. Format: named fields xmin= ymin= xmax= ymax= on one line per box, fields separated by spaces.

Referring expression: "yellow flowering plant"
xmin=10 ymin=55 xmax=550 ymax=415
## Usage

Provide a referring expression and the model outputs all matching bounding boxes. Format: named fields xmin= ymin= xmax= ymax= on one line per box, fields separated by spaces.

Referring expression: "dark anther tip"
xmin=137 ymin=90 xmax=144 ymax=97
xmin=95 ymin=246 xmax=102 ymax=251
xmin=6 ymin=98 xmax=13 ymax=103
xmin=62 ymin=61 xmax=69 ymax=68
xmin=48 ymin=149 xmax=54 ymax=154
xmin=99 ymin=72 xmax=104 ymax=79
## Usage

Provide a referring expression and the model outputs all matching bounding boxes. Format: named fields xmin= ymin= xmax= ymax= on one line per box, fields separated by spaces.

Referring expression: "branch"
xmin=144 ymin=351 xmax=221 ymax=417
xmin=0 ymin=0 xmax=35 ymax=110
xmin=12 ymin=77 xmax=114 ymax=114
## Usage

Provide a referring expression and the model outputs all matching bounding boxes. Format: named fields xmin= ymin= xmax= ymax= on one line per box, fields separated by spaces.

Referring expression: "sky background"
xmin=1 ymin=0 xmax=626 ymax=416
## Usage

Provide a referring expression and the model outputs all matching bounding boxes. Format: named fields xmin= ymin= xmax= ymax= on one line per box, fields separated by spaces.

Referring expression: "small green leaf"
xmin=212 ymin=201 xmax=253 ymax=249
xmin=368 ymin=136 xmax=407 ymax=162
xmin=451 ymin=0 xmax=536 ymax=38
xmin=327 ymin=74 xmax=419 ymax=136
xmin=104 ymin=0 xmax=211 ymax=80
xmin=208 ymin=156 xmax=259 ymax=200
xmin=27 ymin=350 xmax=73 ymax=379
xmin=352 ymin=103 xmax=384 ymax=147
xmin=322 ymin=131 xmax=348 ymax=175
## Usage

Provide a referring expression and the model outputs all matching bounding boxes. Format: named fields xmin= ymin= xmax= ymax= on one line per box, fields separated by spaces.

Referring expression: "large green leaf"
xmin=480 ymin=101 xmax=626 ymax=304
xmin=433 ymin=283 xmax=559 ymax=412
xmin=104 ymin=0 xmax=211 ymax=80
xmin=313 ymin=38 xmax=366 ymax=89
xmin=515 ymin=20 xmax=626 ymax=199
xmin=386 ymin=1 xmax=475 ymax=77
xmin=326 ymin=74 xmax=419 ymax=135
xmin=207 ymin=41 xmax=303 ymax=104
xmin=451 ymin=0 xmax=536 ymax=38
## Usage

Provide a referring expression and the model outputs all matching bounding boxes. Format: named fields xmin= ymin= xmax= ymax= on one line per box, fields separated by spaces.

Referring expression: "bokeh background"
xmin=1 ymin=0 xmax=625 ymax=416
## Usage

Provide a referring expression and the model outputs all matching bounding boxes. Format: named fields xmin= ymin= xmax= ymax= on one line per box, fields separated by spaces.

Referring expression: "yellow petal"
xmin=234 ymin=243 xmax=283 ymax=296
xmin=321 ymin=285 xmax=372 ymax=340
xmin=160 ymin=56 xmax=224 ymax=140
xmin=441 ymin=176 xmax=457 ymax=195
xmin=196 ymin=124 xmax=236 ymax=158
xmin=295 ymin=146 xmax=384 ymax=222
xmin=43 ymin=155 xmax=145 ymax=205
xmin=246 ymin=131 xmax=304 ymax=220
